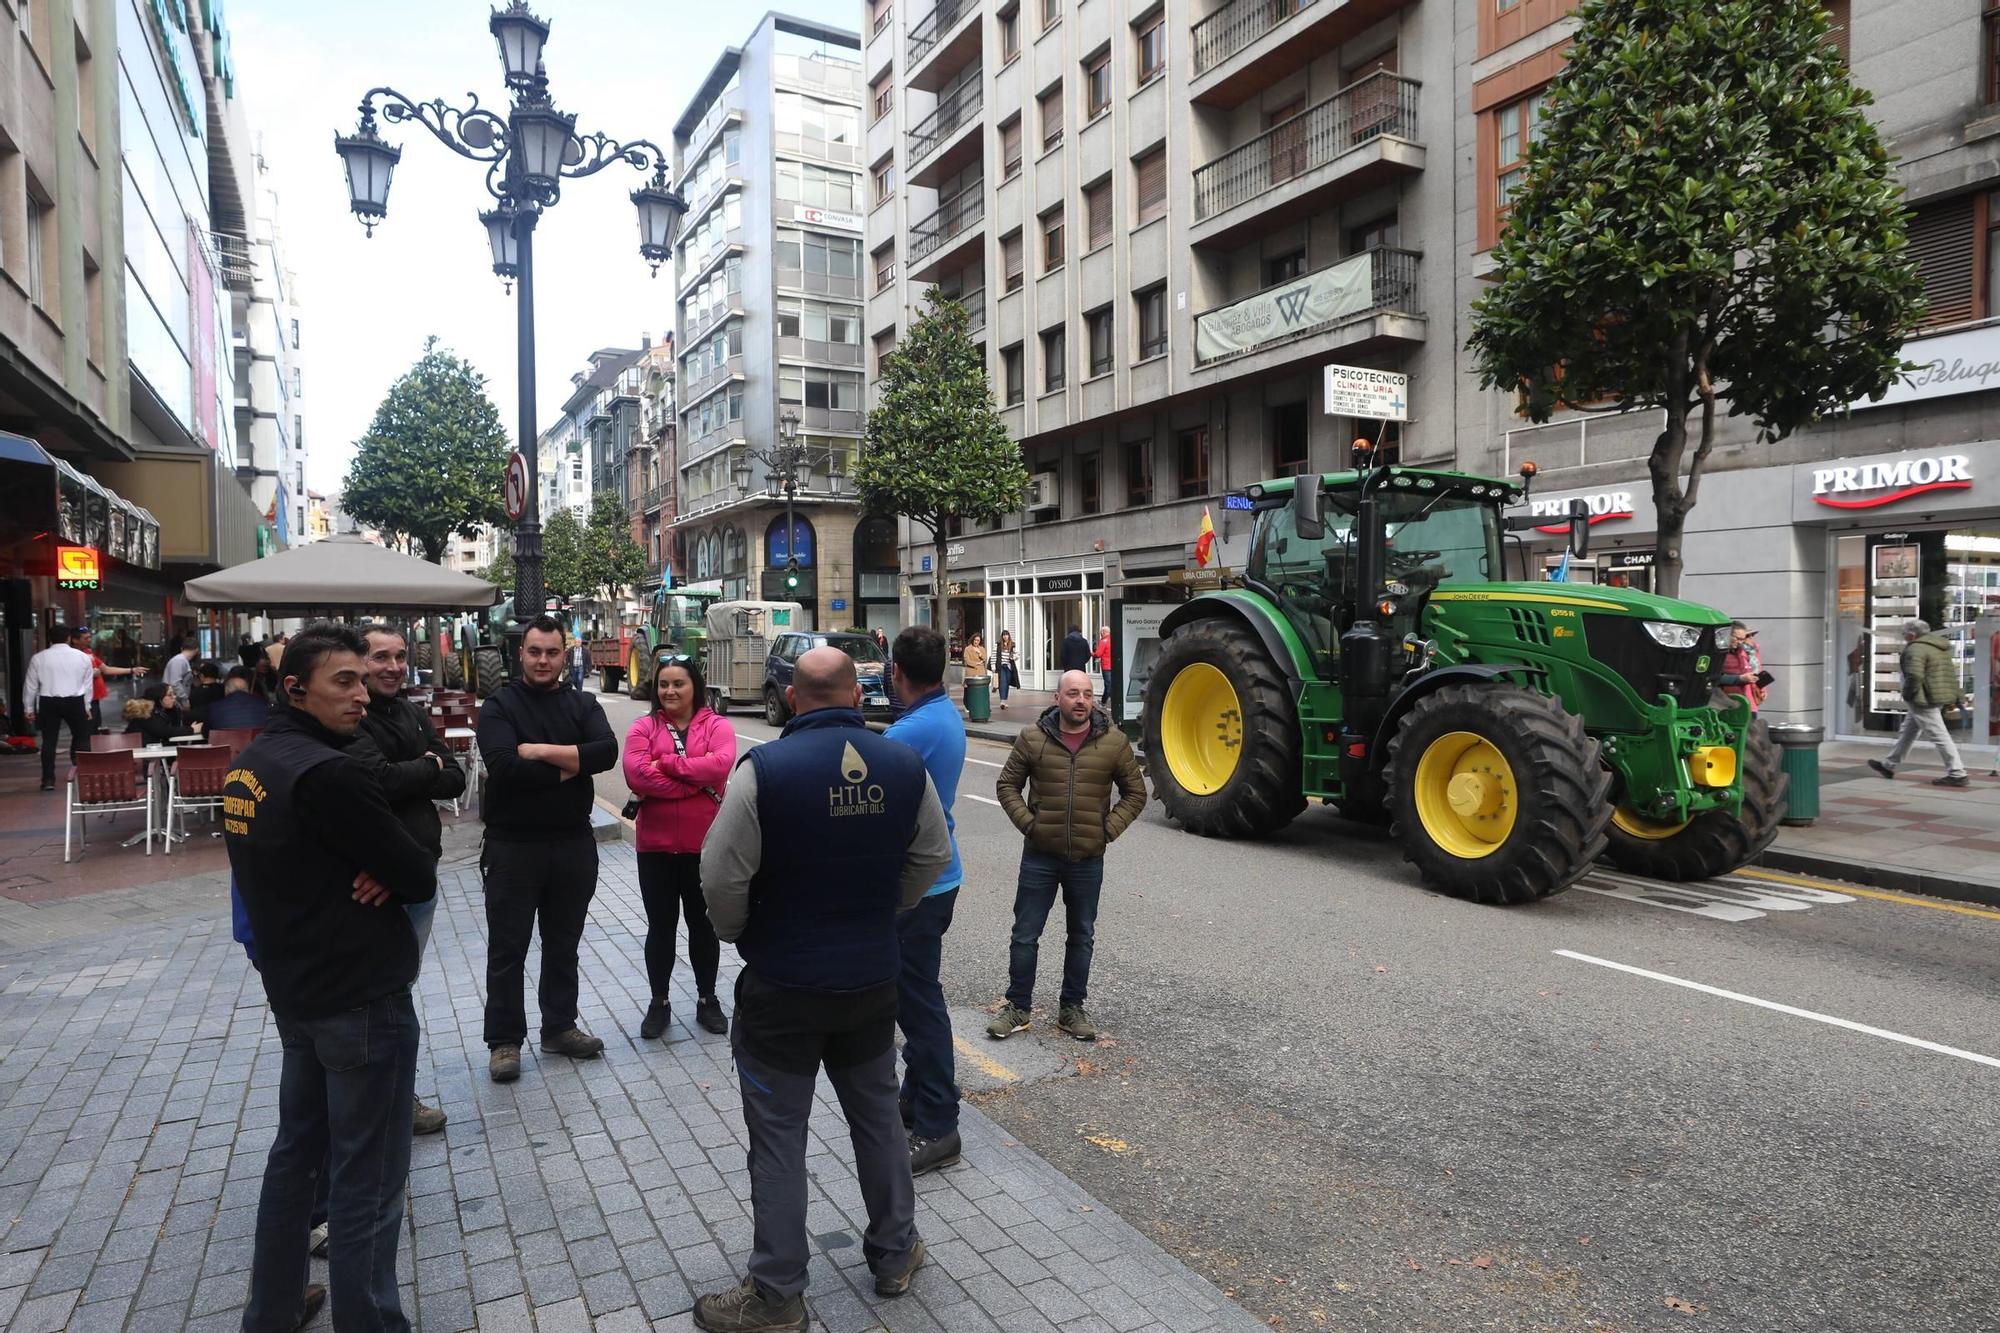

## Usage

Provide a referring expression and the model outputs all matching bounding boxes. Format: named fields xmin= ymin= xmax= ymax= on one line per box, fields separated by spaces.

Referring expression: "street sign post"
xmin=504 ymin=453 xmax=528 ymax=522
xmin=1323 ymin=364 xmax=1408 ymax=420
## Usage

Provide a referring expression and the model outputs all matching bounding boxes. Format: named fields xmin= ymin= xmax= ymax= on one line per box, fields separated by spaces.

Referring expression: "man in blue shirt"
xmin=883 ymin=626 xmax=967 ymax=1175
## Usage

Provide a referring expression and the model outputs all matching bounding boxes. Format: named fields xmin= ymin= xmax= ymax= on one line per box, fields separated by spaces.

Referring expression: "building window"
xmin=874 ymin=329 xmax=897 ymax=376
xmin=1984 ymin=4 xmax=2000 ymax=101
xmin=1125 ymin=438 xmax=1153 ymax=506
xmin=1348 ymin=215 xmax=1400 ymax=254
xmin=83 ymin=253 xmax=103 ymax=365
xmin=1000 ymin=116 xmax=1023 ymax=179
xmin=1136 ymin=284 xmax=1167 ymax=359
xmin=1041 ymin=326 xmax=1065 ymax=392
xmin=1041 ymin=206 xmax=1065 ymax=271
xmin=1914 ymin=194 xmax=1979 ymax=330
xmin=873 ymin=157 xmax=896 ymax=205
xmin=1177 ymin=427 xmax=1210 ymax=499
xmin=1085 ymin=179 xmax=1112 ymax=252
xmin=1084 ymin=50 xmax=1111 ymax=121
xmin=1042 ymin=0 xmax=1060 ymax=31
xmin=1495 ymin=90 xmax=1547 ymax=220
xmin=999 ymin=4 xmax=1020 ymax=61
xmin=874 ymin=242 xmax=896 ymax=292
xmin=290 ymin=318 xmax=300 ymax=349
xmin=293 ymin=367 xmax=302 ymax=396
xmin=1079 ymin=453 xmax=1100 ymax=514
xmin=24 ymin=189 xmax=49 ymax=306
xmin=1272 ymin=402 xmax=1309 ymax=477
xmin=872 ymin=75 xmax=893 ymax=122
xmin=1003 ymin=343 xmax=1025 ymax=404
xmin=1134 ymin=146 xmax=1167 ymax=227
xmin=1086 ymin=306 xmax=1113 ymax=377
xmin=75 ymin=36 xmax=96 ymax=153
xmin=869 ymin=0 xmax=893 ymax=36
xmin=1264 ymin=248 xmax=1307 ymax=286
xmin=1040 ymin=85 xmax=1064 ymax=152
xmin=1135 ymin=12 xmax=1165 ymax=84
xmin=1002 ymin=230 xmax=1025 ymax=292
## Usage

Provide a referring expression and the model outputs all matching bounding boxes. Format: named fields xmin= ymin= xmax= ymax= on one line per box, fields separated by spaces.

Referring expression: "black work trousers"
xmin=37 ymin=694 xmax=92 ymax=785
xmin=636 ymin=850 xmax=721 ymax=1001
xmin=482 ymin=833 xmax=598 ymax=1048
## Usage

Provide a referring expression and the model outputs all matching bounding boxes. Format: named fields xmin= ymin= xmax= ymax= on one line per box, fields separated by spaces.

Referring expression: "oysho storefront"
xmin=984 ymin=561 xmax=1108 ymax=693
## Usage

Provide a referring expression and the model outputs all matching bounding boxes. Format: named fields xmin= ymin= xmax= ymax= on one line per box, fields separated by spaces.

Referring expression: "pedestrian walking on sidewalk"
xmin=23 ymin=625 xmax=97 ymax=791
xmin=1720 ymin=621 xmax=1767 ymax=710
xmin=226 ymin=623 xmax=437 ymax=1333
xmin=990 ymin=669 xmax=1147 ymax=1043
xmin=1060 ymin=625 xmax=1092 ymax=673
xmin=569 ymin=633 xmax=589 ymax=691
xmin=996 ymin=629 xmax=1017 ymax=708
xmin=477 ymin=614 xmax=619 ymax=1083
xmin=161 ymin=635 xmax=199 ymax=695
xmin=347 ymin=624 xmax=466 ymax=1135
xmin=1870 ymin=619 xmax=1970 ymax=787
xmin=623 ymin=653 xmax=734 ymax=1041
xmin=1094 ymin=625 xmax=1112 ymax=676
xmin=696 ymin=647 xmax=951 ymax=1331
xmin=884 ymin=627 xmax=967 ymax=1177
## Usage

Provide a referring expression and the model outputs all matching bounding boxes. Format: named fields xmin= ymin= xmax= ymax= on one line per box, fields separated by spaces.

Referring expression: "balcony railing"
xmin=908 ymin=0 xmax=974 ymax=66
xmin=909 ymin=81 xmax=982 ymax=164
xmin=1192 ymin=0 xmax=1323 ymax=77
xmin=911 ymin=184 xmax=985 ymax=264
xmin=1192 ymin=71 xmax=1418 ymax=222
xmin=1193 ymin=247 xmax=1421 ymax=367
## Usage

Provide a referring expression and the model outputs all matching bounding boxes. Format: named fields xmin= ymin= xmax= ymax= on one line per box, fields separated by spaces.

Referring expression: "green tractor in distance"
xmin=622 ymin=587 xmax=721 ymax=700
xmin=1141 ymin=449 xmax=1787 ymax=904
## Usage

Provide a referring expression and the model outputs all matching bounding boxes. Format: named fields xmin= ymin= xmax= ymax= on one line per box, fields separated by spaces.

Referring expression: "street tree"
xmin=855 ymin=289 xmax=1029 ymax=624
xmin=340 ymin=337 xmax=514 ymax=563
xmin=540 ymin=506 xmax=589 ymax=606
xmin=579 ymin=491 xmax=647 ymax=607
xmin=1465 ymin=0 xmax=1924 ymax=597
xmin=476 ymin=541 xmax=514 ymax=591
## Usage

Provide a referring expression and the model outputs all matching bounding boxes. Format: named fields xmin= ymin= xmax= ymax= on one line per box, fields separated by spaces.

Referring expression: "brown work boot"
xmin=692 ymin=1276 xmax=808 ymax=1331
xmin=294 ymin=1283 xmax=326 ymax=1331
xmin=542 ymin=1026 xmax=604 ymax=1059
xmin=412 ymin=1097 xmax=447 ymax=1134
xmin=489 ymin=1044 xmax=521 ymax=1083
xmin=874 ymin=1238 xmax=927 ymax=1297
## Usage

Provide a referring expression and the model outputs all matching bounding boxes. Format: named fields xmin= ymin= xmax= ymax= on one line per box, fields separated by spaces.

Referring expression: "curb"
xmin=1757 ymin=845 xmax=2000 ymax=910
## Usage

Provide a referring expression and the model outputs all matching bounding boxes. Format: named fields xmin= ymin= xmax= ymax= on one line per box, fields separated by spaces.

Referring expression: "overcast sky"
xmin=230 ymin=0 xmax=861 ymax=497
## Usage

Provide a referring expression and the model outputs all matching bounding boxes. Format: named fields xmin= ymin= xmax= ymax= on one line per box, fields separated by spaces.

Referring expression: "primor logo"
xmin=829 ymin=741 xmax=886 ymax=817
xmin=1274 ymin=284 xmax=1312 ymax=326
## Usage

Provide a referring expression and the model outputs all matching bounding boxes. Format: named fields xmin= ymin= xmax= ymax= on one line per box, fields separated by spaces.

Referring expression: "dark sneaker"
xmin=696 ymin=995 xmax=727 ymax=1035
xmin=1868 ymin=759 xmax=1895 ymax=779
xmin=489 ymin=1044 xmax=521 ymax=1083
xmin=412 ymin=1098 xmax=447 ymax=1135
xmin=873 ymin=1238 xmax=926 ymax=1298
xmin=908 ymin=1131 xmax=961 ymax=1177
xmin=639 ymin=1001 xmax=670 ymax=1041
xmin=692 ymin=1276 xmax=808 ymax=1332
xmin=38 ymin=780 xmax=54 ymax=792
xmin=1057 ymin=1005 xmax=1097 ymax=1041
xmin=294 ymin=1282 xmax=326 ymax=1331
xmin=1933 ymin=774 xmax=1971 ymax=787
xmin=543 ymin=1027 xmax=604 ymax=1060
xmin=986 ymin=1004 xmax=1030 ymax=1040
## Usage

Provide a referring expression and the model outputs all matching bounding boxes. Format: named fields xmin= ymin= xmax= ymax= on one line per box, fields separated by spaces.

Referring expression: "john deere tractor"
xmin=1142 ymin=452 xmax=1786 ymax=904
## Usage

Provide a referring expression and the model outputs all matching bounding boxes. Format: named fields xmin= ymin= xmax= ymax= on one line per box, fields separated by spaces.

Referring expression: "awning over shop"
xmin=182 ymin=534 xmax=502 ymax=611
xmin=0 ymin=430 xmax=162 ymax=571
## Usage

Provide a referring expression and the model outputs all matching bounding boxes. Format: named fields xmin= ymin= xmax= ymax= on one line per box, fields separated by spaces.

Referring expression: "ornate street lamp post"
xmin=733 ymin=408 xmax=835 ymax=597
xmin=333 ymin=1 xmax=684 ymax=641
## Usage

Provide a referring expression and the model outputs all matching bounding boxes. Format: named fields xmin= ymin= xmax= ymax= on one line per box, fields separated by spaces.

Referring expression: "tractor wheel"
xmin=1602 ymin=724 xmax=1789 ymax=881
xmin=440 ymin=652 xmax=466 ymax=690
xmin=709 ymin=688 xmax=728 ymax=717
xmin=1384 ymin=683 xmax=1611 ymax=904
xmin=472 ymin=646 xmax=506 ymax=699
xmin=628 ymin=651 xmax=651 ymax=700
xmin=1143 ymin=619 xmax=1305 ymax=838
xmin=764 ymin=687 xmax=790 ymax=729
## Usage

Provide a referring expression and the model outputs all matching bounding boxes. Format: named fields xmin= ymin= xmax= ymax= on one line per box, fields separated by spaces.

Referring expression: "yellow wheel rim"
xmin=1412 ymin=731 xmax=1518 ymax=859
xmin=1160 ymin=662 xmax=1244 ymax=796
xmin=1611 ymin=807 xmax=1691 ymax=840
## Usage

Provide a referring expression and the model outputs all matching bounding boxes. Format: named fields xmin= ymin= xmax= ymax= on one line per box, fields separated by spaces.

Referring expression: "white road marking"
xmin=1576 ymin=871 xmax=1855 ymax=923
xmin=964 ymin=756 xmax=1004 ymax=768
xmin=1555 ymin=950 xmax=2000 ymax=1071
xmin=964 ymin=793 xmax=1002 ymax=807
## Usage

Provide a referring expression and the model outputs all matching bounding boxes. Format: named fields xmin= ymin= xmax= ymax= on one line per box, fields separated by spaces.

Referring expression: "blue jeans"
xmin=896 ymin=889 xmax=960 ymax=1138
xmin=243 ymin=990 xmax=419 ymax=1333
xmin=405 ymin=896 xmax=436 ymax=963
xmin=996 ymin=664 xmax=1012 ymax=702
xmin=1006 ymin=851 xmax=1104 ymax=1011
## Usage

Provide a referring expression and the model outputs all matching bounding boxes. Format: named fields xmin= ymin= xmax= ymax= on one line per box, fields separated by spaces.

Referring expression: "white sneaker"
xmin=309 ymin=1222 xmax=329 ymax=1257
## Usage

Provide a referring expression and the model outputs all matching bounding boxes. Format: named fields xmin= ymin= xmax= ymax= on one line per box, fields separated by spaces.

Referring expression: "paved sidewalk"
xmin=0 ymin=827 xmax=1261 ymax=1333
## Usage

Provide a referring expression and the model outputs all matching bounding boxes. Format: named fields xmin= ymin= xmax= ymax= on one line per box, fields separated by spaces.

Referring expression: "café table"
xmin=126 ymin=745 xmax=180 ymax=851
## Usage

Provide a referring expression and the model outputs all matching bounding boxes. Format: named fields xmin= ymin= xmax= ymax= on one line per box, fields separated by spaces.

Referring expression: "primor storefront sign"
xmin=1810 ymin=454 xmax=1972 ymax=509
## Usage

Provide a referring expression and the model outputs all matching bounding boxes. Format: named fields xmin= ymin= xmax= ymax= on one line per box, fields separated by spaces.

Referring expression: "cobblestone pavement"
xmin=0 ymin=827 xmax=1261 ymax=1332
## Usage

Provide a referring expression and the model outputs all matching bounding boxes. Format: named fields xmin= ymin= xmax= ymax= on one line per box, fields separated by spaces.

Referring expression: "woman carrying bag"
xmin=622 ymin=654 xmax=736 ymax=1039
xmin=996 ymin=629 xmax=1017 ymax=708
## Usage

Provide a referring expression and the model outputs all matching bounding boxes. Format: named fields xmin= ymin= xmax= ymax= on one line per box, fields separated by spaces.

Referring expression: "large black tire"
xmin=1383 ymin=683 xmax=1611 ymax=904
xmin=764 ymin=687 xmax=790 ymax=728
xmin=440 ymin=652 xmax=466 ymax=690
xmin=473 ymin=646 xmax=506 ymax=698
xmin=600 ymin=665 xmax=622 ymax=695
xmin=1142 ymin=618 xmax=1305 ymax=838
xmin=628 ymin=649 xmax=651 ymax=700
xmin=1601 ymin=724 xmax=1790 ymax=881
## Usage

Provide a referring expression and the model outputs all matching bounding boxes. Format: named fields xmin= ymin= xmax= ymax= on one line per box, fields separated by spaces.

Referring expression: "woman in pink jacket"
xmin=623 ymin=655 xmax=736 ymax=1039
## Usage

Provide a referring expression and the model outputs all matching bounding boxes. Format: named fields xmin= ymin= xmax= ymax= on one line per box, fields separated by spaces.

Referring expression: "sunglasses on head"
xmin=658 ymin=654 xmax=694 ymax=666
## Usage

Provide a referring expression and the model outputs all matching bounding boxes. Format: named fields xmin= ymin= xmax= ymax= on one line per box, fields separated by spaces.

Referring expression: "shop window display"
xmin=1834 ymin=529 xmax=2000 ymax=739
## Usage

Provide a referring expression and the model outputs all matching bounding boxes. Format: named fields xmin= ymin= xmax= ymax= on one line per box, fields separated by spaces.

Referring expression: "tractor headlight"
xmin=1642 ymin=621 xmax=1702 ymax=649
xmin=1712 ymin=625 xmax=1733 ymax=649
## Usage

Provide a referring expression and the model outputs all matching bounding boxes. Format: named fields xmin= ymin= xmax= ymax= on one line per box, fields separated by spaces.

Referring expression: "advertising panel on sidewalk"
xmin=1107 ymin=600 xmax=1172 ymax=731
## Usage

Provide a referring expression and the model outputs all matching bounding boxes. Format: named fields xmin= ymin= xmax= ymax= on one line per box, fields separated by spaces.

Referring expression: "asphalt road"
xmin=583 ymin=688 xmax=2000 ymax=1332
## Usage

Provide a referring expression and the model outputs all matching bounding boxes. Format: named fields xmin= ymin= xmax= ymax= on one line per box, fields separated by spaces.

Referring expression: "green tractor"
xmin=1142 ymin=452 xmax=1787 ymax=903
xmin=622 ymin=588 xmax=721 ymax=700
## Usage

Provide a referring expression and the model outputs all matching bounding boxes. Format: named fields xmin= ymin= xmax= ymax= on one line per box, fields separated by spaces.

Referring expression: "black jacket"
xmin=224 ymin=707 xmax=437 ymax=1020
xmin=476 ymin=679 xmax=617 ymax=840
xmin=348 ymin=693 xmax=466 ymax=857
xmin=1059 ymin=630 xmax=1092 ymax=672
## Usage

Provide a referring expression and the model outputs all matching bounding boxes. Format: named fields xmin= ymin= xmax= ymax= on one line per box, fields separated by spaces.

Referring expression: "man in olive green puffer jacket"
xmin=1868 ymin=620 xmax=1968 ymax=787
xmin=989 ymin=670 xmax=1148 ymax=1043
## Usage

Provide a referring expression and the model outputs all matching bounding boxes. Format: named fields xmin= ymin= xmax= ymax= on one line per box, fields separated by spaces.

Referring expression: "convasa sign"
xmin=1810 ymin=454 xmax=1971 ymax=509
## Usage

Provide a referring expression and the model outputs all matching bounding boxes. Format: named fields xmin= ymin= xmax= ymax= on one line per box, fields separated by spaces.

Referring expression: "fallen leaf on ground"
xmin=1405 ymin=1257 xmax=1422 ymax=1271
xmin=1375 ymin=965 xmax=1389 ymax=974
xmin=1663 ymin=1295 xmax=1705 ymax=1316
xmin=1472 ymin=1256 xmax=1494 ymax=1269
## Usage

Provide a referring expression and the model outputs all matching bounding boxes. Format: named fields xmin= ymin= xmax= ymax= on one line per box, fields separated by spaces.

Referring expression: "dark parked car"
xmin=763 ymin=631 xmax=894 ymax=726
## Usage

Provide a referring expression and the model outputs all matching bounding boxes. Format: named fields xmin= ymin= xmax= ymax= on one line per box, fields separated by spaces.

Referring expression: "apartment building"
xmin=537 ymin=346 xmax=642 ymax=522
xmin=868 ymin=0 xmax=1443 ymax=685
xmin=234 ymin=160 xmax=307 ymax=550
xmin=634 ymin=334 xmax=677 ymax=592
xmin=671 ymin=13 xmax=879 ymax=628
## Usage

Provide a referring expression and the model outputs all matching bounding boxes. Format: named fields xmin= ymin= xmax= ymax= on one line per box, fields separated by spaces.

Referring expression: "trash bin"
xmin=964 ymin=674 xmax=992 ymax=723
xmin=1767 ymin=723 xmax=1823 ymax=826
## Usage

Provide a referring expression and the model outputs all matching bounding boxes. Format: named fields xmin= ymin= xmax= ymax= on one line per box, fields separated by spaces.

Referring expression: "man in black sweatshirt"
xmin=226 ymin=622 xmax=436 ymax=1333
xmin=477 ymin=613 xmax=618 ymax=1082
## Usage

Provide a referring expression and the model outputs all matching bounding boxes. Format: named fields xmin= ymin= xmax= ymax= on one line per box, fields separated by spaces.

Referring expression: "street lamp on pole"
xmin=332 ymin=0 xmax=684 ymax=645
xmin=735 ymin=408 xmax=817 ymax=597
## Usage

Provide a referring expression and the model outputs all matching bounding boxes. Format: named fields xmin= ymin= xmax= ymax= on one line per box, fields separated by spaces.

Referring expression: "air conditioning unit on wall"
xmin=1027 ymin=471 xmax=1061 ymax=511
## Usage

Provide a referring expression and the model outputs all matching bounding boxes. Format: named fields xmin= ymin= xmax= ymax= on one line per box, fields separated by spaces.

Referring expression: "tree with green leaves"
xmin=476 ymin=538 xmax=514 ymax=592
xmin=540 ymin=507 xmax=589 ymax=605
xmin=580 ymin=491 xmax=647 ymax=605
xmin=1466 ymin=0 xmax=1923 ymax=597
xmin=341 ymin=337 xmax=514 ymax=563
xmin=854 ymin=290 xmax=1029 ymax=623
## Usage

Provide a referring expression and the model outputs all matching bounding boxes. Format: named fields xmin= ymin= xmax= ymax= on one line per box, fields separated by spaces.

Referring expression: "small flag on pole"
xmin=1194 ymin=507 xmax=1216 ymax=568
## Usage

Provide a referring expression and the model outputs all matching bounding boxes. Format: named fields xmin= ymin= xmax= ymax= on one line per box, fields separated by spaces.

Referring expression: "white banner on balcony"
xmin=1195 ymin=252 xmax=1372 ymax=363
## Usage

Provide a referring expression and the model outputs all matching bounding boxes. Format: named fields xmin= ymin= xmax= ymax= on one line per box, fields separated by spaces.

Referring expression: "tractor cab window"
xmin=1249 ymin=490 xmax=1360 ymax=671
xmin=1378 ymin=492 xmax=1501 ymax=594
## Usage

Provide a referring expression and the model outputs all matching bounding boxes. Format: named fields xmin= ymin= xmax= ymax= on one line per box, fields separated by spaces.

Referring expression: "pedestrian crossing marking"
xmin=1577 ymin=870 xmax=1854 ymax=922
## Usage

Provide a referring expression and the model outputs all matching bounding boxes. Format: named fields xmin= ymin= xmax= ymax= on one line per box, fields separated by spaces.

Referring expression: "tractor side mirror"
xmin=1293 ymin=475 xmax=1325 ymax=541
xmin=1567 ymin=499 xmax=1591 ymax=558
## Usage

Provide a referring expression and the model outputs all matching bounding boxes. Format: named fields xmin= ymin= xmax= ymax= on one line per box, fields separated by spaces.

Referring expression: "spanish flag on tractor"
xmin=1194 ymin=507 xmax=1216 ymax=568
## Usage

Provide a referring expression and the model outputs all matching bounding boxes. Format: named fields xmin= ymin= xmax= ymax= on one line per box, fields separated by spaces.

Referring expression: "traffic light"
xmin=783 ymin=562 xmax=800 ymax=591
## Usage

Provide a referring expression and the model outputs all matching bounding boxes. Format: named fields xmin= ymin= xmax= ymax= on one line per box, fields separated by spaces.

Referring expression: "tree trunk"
xmin=932 ymin=525 xmax=951 ymax=632
xmin=1649 ymin=330 xmax=1693 ymax=600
